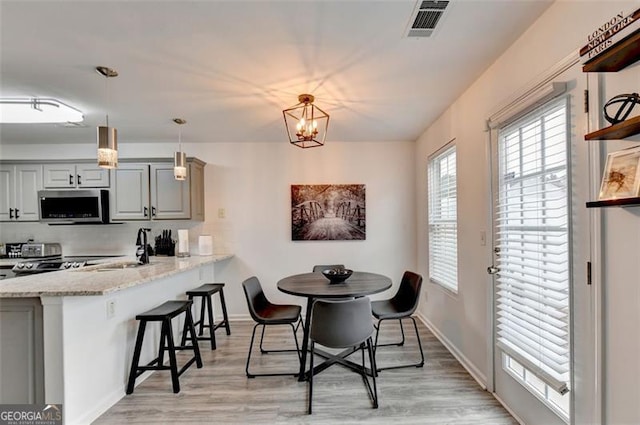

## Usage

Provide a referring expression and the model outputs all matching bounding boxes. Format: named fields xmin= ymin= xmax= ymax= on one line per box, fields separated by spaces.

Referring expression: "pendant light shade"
xmin=96 ymin=66 xmax=119 ymax=169
xmin=97 ymin=126 xmax=118 ymax=168
xmin=173 ymin=118 xmax=187 ymax=181
xmin=174 ymin=151 xmax=187 ymax=180
xmin=283 ymin=94 xmax=329 ymax=148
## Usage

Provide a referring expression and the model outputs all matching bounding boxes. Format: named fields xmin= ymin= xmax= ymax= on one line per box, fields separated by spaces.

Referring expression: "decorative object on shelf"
xmin=96 ymin=66 xmax=119 ymax=169
xmin=321 ymin=268 xmax=353 ymax=284
xmin=604 ymin=93 xmax=640 ymax=124
xmin=291 ymin=184 xmax=366 ymax=241
xmin=0 ymin=98 xmax=83 ymax=123
xmin=172 ymin=118 xmax=188 ymax=180
xmin=598 ymin=146 xmax=640 ymax=200
xmin=579 ymin=7 xmax=640 ymax=64
xmin=282 ymin=94 xmax=329 ymax=148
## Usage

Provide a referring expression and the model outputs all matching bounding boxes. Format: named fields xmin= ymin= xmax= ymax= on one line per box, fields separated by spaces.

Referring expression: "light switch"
xmin=218 ymin=208 xmax=226 ymax=219
xmin=480 ymin=231 xmax=487 ymax=246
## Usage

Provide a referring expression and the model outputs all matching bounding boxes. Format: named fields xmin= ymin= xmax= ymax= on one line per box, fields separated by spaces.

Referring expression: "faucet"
xmin=135 ymin=228 xmax=151 ymax=264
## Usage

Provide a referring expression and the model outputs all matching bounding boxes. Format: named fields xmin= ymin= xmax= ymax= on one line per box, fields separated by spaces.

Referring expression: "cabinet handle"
xmin=69 ymin=174 xmax=74 ymax=185
xmin=9 ymin=208 xmax=14 ymax=219
xmin=143 ymin=207 xmax=148 ymax=217
xmin=15 ymin=209 xmax=19 ymax=219
xmin=151 ymin=206 xmax=157 ymax=217
xmin=77 ymin=175 xmax=82 ymax=186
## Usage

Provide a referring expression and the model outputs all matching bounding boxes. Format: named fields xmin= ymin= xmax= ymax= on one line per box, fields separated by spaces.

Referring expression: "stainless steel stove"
xmin=11 ymin=255 xmax=122 ymax=275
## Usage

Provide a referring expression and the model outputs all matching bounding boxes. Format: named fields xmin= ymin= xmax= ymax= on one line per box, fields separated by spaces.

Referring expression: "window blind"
xmin=495 ymin=98 xmax=570 ymax=395
xmin=428 ymin=145 xmax=457 ymax=291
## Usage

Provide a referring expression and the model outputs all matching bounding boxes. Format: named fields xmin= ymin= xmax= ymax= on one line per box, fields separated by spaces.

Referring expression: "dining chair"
xmin=308 ymin=297 xmax=378 ymax=414
xmin=312 ymin=264 xmax=345 ymax=272
xmin=372 ymin=271 xmax=424 ymax=372
xmin=242 ymin=276 xmax=303 ymax=378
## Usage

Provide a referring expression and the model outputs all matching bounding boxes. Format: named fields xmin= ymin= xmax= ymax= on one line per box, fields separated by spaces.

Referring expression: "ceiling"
xmin=0 ymin=0 xmax=553 ymax=146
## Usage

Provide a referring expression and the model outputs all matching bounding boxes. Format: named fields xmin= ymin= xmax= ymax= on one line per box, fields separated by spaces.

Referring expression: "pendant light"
xmin=96 ymin=66 xmax=118 ymax=169
xmin=173 ymin=118 xmax=187 ymax=180
xmin=283 ymin=94 xmax=329 ymax=148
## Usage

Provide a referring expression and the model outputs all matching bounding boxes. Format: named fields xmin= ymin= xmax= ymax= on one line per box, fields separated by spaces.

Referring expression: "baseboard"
xmin=416 ymin=312 xmax=488 ymax=389
xmin=493 ymin=393 xmax=526 ymax=425
xmin=69 ymin=367 xmax=153 ymax=425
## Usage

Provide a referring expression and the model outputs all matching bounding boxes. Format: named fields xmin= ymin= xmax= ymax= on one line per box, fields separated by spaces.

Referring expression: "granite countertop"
xmin=0 ymin=254 xmax=233 ymax=298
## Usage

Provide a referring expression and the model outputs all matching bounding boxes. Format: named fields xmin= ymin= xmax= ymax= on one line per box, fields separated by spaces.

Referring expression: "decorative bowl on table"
xmin=322 ymin=268 xmax=353 ymax=284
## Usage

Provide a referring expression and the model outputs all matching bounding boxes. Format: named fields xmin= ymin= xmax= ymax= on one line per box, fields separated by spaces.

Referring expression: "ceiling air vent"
xmin=406 ymin=0 xmax=450 ymax=38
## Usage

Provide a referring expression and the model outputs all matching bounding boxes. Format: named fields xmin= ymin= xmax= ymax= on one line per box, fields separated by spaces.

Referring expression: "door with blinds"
xmin=489 ymin=62 xmax=594 ymax=425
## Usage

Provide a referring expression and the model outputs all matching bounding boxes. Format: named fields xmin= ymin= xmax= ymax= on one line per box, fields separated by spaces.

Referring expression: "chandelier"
xmin=282 ymin=94 xmax=329 ymax=148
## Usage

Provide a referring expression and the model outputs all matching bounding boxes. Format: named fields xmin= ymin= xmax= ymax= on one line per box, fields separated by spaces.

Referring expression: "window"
xmin=495 ymin=98 xmax=570 ymax=418
xmin=428 ymin=144 xmax=458 ymax=292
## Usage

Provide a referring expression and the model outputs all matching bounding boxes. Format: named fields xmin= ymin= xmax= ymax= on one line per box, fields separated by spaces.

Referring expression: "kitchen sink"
xmin=74 ymin=261 xmax=149 ymax=272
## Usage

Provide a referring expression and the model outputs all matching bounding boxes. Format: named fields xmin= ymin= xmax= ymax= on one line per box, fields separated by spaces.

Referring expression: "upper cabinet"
xmin=0 ymin=164 xmax=43 ymax=222
xmin=43 ymin=163 xmax=110 ymax=189
xmin=110 ymin=158 xmax=205 ymax=221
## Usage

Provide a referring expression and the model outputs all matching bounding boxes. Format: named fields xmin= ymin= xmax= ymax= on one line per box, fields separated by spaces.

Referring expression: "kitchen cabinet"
xmin=0 ymin=164 xmax=42 ymax=222
xmin=110 ymin=158 xmax=205 ymax=221
xmin=43 ymin=163 xmax=110 ymax=188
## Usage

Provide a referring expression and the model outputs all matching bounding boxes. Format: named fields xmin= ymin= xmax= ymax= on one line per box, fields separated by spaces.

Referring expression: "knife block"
xmin=154 ymin=237 xmax=175 ymax=256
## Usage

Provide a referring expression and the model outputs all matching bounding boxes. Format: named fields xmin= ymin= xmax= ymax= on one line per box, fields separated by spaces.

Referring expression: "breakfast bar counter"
xmin=0 ymin=254 xmax=234 ymax=297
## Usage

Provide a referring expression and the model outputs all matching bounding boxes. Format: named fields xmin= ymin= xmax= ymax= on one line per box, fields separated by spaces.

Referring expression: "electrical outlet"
xmin=218 ymin=208 xmax=226 ymax=219
xmin=106 ymin=300 xmax=116 ymax=319
xmin=480 ymin=231 xmax=487 ymax=246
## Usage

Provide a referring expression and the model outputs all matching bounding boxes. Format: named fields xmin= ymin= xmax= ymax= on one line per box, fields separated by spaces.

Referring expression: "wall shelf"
xmin=586 ymin=197 xmax=640 ymax=208
xmin=584 ymin=115 xmax=640 ymax=140
xmin=582 ymin=29 xmax=640 ymax=72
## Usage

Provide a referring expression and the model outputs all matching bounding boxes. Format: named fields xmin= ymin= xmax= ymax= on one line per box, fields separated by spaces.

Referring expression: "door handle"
xmin=487 ymin=266 xmax=499 ymax=275
xmin=77 ymin=175 xmax=82 ymax=186
xmin=151 ymin=206 xmax=157 ymax=217
xmin=9 ymin=208 xmax=14 ymax=219
xmin=143 ymin=206 xmax=149 ymax=217
xmin=69 ymin=174 xmax=74 ymax=185
xmin=15 ymin=208 xmax=20 ymax=219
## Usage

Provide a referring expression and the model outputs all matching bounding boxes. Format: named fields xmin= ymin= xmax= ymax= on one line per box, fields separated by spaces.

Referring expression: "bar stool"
xmin=181 ymin=283 xmax=231 ymax=350
xmin=126 ymin=300 xmax=203 ymax=394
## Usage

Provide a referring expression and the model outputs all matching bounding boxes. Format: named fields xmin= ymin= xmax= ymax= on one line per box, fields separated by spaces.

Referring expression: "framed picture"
xmin=599 ymin=146 xmax=640 ymax=200
xmin=291 ymin=184 xmax=366 ymax=241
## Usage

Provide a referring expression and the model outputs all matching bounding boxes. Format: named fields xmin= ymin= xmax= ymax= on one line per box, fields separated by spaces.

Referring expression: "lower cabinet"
xmin=0 ymin=298 xmax=44 ymax=404
xmin=110 ymin=158 xmax=205 ymax=221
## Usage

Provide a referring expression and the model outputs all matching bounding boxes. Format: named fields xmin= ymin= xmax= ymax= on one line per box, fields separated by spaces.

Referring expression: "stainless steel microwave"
xmin=38 ymin=189 xmax=110 ymax=223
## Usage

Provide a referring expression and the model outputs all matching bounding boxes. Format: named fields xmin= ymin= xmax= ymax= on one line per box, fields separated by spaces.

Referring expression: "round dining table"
xmin=277 ymin=271 xmax=392 ymax=381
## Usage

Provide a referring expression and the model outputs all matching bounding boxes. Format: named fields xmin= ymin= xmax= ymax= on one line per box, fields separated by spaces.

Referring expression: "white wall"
xmin=0 ymin=140 xmax=417 ymax=316
xmin=415 ymin=1 xmax=640 ymax=424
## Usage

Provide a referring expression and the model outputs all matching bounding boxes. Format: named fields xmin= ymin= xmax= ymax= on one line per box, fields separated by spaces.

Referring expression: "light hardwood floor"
xmin=93 ymin=319 xmax=517 ymax=424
